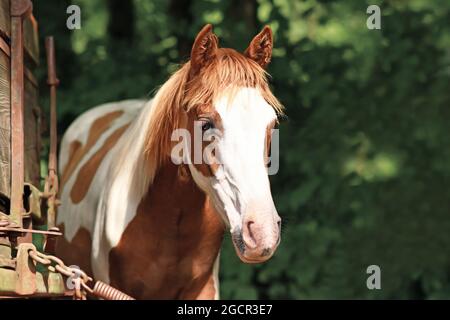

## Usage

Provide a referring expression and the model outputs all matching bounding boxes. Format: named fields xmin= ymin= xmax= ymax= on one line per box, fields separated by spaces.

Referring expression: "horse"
xmin=56 ymin=24 xmax=284 ymax=299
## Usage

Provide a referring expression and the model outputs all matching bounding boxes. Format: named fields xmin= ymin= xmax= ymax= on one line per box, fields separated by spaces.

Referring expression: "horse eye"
xmin=201 ymin=120 xmax=214 ymax=131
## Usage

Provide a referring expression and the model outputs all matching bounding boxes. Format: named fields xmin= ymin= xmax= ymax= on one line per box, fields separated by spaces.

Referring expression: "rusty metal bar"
xmin=44 ymin=36 xmax=59 ymax=230
xmin=10 ymin=0 xmax=33 ymax=227
xmin=0 ymin=226 xmax=62 ymax=236
xmin=45 ymin=36 xmax=59 ymax=177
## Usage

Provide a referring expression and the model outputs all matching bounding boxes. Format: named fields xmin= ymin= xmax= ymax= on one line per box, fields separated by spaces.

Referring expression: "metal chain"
xmin=27 ymin=248 xmax=134 ymax=300
xmin=28 ymin=248 xmax=93 ymax=299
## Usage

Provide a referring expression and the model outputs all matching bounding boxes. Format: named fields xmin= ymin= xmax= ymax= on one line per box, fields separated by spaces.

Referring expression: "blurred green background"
xmin=34 ymin=0 xmax=450 ymax=299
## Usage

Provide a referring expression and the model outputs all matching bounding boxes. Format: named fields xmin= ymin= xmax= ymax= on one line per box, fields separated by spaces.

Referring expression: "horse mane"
xmin=144 ymin=48 xmax=284 ymax=174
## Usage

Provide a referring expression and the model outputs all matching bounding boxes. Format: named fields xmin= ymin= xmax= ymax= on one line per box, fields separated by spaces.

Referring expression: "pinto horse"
xmin=56 ymin=24 xmax=283 ymax=299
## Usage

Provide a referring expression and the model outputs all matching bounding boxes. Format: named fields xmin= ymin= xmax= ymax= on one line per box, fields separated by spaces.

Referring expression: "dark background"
xmin=34 ymin=0 xmax=450 ymax=299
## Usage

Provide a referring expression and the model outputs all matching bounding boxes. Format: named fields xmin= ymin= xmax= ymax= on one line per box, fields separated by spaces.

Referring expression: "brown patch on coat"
xmin=108 ymin=161 xmax=224 ymax=299
xmin=60 ymin=110 xmax=124 ymax=190
xmin=55 ymin=224 xmax=94 ymax=278
xmin=70 ymin=124 xmax=129 ymax=204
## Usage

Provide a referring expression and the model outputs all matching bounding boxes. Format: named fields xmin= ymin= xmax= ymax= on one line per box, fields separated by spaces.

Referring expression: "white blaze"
xmin=189 ymin=87 xmax=278 ymax=233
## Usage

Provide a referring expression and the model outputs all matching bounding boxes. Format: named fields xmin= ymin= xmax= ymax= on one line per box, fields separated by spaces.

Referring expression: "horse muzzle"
xmin=232 ymin=217 xmax=281 ymax=264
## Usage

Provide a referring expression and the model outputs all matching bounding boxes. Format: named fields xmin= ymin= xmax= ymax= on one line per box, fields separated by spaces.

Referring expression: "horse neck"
xmin=136 ymin=160 xmax=225 ymax=261
xmin=107 ymin=159 xmax=225 ymax=298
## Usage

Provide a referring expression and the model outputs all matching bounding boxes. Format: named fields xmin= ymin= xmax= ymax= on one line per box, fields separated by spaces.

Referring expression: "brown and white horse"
xmin=56 ymin=24 xmax=283 ymax=299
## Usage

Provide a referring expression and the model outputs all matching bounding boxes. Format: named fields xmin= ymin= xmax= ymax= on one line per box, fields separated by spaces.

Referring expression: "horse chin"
xmin=239 ymin=252 xmax=274 ymax=264
xmin=233 ymin=245 xmax=274 ymax=264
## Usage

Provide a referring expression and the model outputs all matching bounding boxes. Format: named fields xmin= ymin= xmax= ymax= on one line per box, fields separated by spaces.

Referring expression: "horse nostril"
xmin=261 ymin=248 xmax=271 ymax=257
xmin=277 ymin=219 xmax=281 ymax=230
xmin=243 ymin=220 xmax=257 ymax=249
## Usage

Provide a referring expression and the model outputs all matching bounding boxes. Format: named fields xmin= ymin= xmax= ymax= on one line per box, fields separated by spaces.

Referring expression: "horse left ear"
xmin=244 ymin=26 xmax=273 ymax=68
xmin=190 ymin=24 xmax=219 ymax=76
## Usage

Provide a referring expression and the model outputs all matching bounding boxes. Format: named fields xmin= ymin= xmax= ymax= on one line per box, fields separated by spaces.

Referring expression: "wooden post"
xmin=10 ymin=0 xmax=32 ymax=227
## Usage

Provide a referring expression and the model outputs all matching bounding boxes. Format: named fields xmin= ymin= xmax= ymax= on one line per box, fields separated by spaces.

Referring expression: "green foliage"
xmin=34 ymin=0 xmax=450 ymax=299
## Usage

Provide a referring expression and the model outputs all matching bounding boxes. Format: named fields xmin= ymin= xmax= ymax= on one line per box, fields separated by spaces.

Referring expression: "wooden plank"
xmin=0 ymin=48 xmax=8 ymax=129
xmin=0 ymin=0 xmax=10 ymax=40
xmin=24 ymin=65 xmax=36 ymax=86
xmin=23 ymin=14 xmax=39 ymax=66
xmin=0 ymin=48 xmax=9 ymax=197
xmin=0 ymin=34 xmax=9 ymax=56
xmin=24 ymin=76 xmax=40 ymax=187
xmin=0 ymin=1 xmax=39 ymax=66
xmin=10 ymin=7 xmax=27 ymax=224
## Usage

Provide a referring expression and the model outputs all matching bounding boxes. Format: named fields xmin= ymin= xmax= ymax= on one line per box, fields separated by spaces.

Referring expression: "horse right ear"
xmin=190 ymin=24 xmax=218 ymax=76
xmin=244 ymin=26 xmax=273 ymax=68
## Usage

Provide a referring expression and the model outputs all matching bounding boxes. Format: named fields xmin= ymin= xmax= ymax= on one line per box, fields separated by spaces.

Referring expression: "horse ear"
xmin=190 ymin=24 xmax=218 ymax=76
xmin=244 ymin=26 xmax=273 ymax=68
